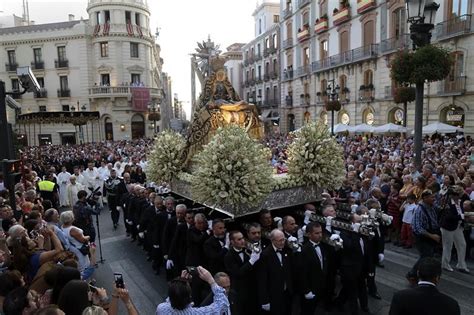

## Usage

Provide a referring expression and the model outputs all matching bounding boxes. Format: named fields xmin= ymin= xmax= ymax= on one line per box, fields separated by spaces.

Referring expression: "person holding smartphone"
xmin=156 ymin=266 xmax=229 ymax=314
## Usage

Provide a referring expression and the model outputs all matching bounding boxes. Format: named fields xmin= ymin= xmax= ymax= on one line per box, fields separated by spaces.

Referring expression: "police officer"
xmin=104 ymin=169 xmax=127 ymax=230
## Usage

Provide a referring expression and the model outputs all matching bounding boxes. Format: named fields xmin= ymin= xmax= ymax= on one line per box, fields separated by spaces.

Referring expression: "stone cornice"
xmin=1 ymin=35 xmax=86 ymax=46
xmin=87 ymin=2 xmax=150 ymax=15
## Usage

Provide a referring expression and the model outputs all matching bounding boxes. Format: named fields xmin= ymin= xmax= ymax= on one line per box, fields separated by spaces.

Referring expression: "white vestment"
xmin=57 ymin=171 xmax=71 ymax=206
xmin=67 ymin=182 xmax=84 ymax=207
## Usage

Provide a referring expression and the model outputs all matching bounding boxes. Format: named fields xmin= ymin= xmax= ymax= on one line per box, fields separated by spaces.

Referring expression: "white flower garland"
xmin=147 ymin=131 xmax=186 ymax=184
xmin=287 ymin=122 xmax=345 ymax=190
xmin=191 ymin=126 xmax=273 ymax=208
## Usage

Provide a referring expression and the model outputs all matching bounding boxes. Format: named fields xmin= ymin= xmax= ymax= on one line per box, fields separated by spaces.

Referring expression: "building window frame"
xmin=130 ymin=42 xmax=139 ymax=58
xmin=100 ymin=42 xmax=109 ymax=58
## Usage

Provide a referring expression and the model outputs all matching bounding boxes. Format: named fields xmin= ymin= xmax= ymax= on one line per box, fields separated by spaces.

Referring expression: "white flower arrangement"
xmin=191 ymin=125 xmax=274 ymax=208
xmin=287 ymin=121 xmax=345 ymax=190
xmin=147 ymin=131 xmax=186 ymax=184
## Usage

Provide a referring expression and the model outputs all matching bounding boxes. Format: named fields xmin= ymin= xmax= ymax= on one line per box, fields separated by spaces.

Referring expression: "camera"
xmin=16 ymin=66 xmax=41 ymax=93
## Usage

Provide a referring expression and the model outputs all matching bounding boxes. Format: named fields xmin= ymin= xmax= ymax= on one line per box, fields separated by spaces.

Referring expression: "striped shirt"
xmin=156 ymin=283 xmax=229 ymax=315
xmin=412 ymin=202 xmax=439 ymax=236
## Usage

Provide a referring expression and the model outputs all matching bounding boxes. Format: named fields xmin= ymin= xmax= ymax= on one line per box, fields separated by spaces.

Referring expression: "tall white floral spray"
xmin=191 ymin=125 xmax=273 ymax=208
xmin=287 ymin=121 xmax=345 ymax=190
xmin=147 ymin=131 xmax=186 ymax=184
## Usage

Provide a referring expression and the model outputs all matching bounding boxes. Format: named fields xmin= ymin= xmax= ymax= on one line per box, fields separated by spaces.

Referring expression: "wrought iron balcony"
xmin=34 ymin=88 xmax=48 ymax=98
xmin=57 ymin=89 xmax=71 ymax=98
xmin=264 ymin=74 xmax=270 ymax=82
xmin=55 ymin=59 xmax=69 ymax=68
xmin=31 ymin=61 xmax=44 ymax=70
xmin=359 ymin=87 xmax=375 ymax=102
xmin=297 ymin=65 xmax=311 ymax=77
xmin=255 ymin=53 xmax=262 ymax=62
xmin=283 ymin=38 xmax=293 ymax=50
xmin=435 ymin=14 xmax=472 ymax=41
xmin=282 ymin=68 xmax=294 ymax=82
xmin=5 ymin=62 xmax=18 ymax=72
xmin=438 ymin=76 xmax=467 ymax=95
xmin=298 ymin=0 xmax=310 ymax=9
xmin=380 ymin=34 xmax=411 ymax=55
xmin=283 ymin=7 xmax=292 ymax=20
xmin=312 ymin=44 xmax=379 ymax=73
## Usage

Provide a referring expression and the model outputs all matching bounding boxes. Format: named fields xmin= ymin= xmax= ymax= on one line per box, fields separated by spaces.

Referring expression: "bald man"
xmin=257 ymin=229 xmax=294 ymax=315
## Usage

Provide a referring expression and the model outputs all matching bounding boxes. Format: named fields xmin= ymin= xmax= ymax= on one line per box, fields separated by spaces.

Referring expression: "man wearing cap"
xmin=406 ymin=189 xmax=441 ymax=283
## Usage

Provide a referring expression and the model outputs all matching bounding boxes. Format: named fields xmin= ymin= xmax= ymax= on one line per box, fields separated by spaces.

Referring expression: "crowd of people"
xmin=0 ymin=132 xmax=473 ymax=315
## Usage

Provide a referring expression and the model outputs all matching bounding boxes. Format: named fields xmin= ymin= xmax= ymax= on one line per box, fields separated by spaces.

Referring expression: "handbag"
xmin=78 ymin=243 xmax=90 ymax=256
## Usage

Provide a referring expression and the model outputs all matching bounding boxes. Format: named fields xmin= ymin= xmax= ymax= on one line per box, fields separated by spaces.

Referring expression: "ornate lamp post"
xmin=326 ymin=79 xmax=340 ymax=136
xmin=148 ymin=102 xmax=161 ymax=134
xmin=406 ymin=0 xmax=439 ymax=169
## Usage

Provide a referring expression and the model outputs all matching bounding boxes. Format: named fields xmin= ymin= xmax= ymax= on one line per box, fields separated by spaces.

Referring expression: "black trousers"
xmin=409 ymin=235 xmax=437 ymax=277
xmin=338 ymin=268 xmax=368 ymax=315
xmin=107 ymin=197 xmax=120 ymax=225
xmin=301 ymin=297 xmax=319 ymax=315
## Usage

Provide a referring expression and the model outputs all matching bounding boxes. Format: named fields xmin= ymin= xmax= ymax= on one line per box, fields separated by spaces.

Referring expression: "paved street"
xmin=90 ymin=206 xmax=474 ymax=315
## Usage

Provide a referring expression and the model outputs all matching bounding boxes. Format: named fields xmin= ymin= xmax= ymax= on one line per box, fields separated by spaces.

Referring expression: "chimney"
xmin=68 ymin=14 xmax=74 ymax=21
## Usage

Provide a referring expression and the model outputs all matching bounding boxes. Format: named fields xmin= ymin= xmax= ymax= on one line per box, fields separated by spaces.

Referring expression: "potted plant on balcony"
xmin=359 ymin=85 xmax=366 ymax=91
xmin=367 ymin=83 xmax=374 ymax=90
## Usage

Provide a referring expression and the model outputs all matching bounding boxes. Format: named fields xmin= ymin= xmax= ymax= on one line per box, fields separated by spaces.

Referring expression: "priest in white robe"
xmin=57 ymin=166 xmax=71 ymax=207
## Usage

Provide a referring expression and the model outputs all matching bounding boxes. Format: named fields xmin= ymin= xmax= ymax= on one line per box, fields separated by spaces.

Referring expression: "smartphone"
xmin=114 ymin=273 xmax=125 ymax=288
xmin=186 ymin=266 xmax=197 ymax=275
xmin=89 ymin=284 xmax=98 ymax=293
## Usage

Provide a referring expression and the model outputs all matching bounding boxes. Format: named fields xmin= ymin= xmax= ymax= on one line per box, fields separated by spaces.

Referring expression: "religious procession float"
xmin=147 ymin=41 xmax=390 ymax=243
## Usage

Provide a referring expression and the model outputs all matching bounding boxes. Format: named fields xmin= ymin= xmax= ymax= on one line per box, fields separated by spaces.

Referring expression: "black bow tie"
xmin=313 ymin=243 xmax=320 ymax=248
xmin=234 ymin=249 xmax=243 ymax=253
xmin=276 ymin=249 xmax=283 ymax=253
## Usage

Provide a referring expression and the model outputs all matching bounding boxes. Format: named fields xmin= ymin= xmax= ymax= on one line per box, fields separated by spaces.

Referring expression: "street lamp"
xmin=326 ymin=80 xmax=340 ymax=136
xmin=406 ymin=0 xmax=439 ymax=169
xmin=148 ymin=102 xmax=160 ymax=134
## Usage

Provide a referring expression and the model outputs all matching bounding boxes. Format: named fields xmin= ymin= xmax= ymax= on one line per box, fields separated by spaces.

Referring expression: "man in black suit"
xmin=167 ymin=209 xmax=195 ymax=275
xmin=336 ymin=214 xmax=370 ymax=315
xmin=257 ymin=229 xmax=293 ymax=315
xmin=138 ymin=195 xmax=162 ymax=257
xmin=185 ymin=213 xmax=210 ymax=305
xmin=246 ymin=222 xmax=270 ymax=250
xmin=204 ymin=219 xmax=228 ymax=275
xmin=300 ymin=222 xmax=332 ymax=315
xmin=224 ymin=230 xmax=261 ymax=314
xmin=389 ymin=257 xmax=460 ymax=315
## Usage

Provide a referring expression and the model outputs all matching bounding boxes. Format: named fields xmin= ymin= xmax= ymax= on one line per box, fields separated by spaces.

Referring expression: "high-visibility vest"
xmin=38 ymin=180 xmax=55 ymax=192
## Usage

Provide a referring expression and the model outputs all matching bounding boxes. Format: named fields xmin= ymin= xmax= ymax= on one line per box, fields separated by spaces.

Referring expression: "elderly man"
xmin=257 ymin=229 xmax=294 ymax=315
xmin=44 ymin=208 xmax=69 ymax=249
xmin=67 ymin=176 xmax=84 ymax=208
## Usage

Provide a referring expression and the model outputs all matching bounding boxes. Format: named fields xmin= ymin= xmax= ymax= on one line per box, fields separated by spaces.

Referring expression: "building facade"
xmin=0 ymin=0 xmax=168 ymax=145
xmin=242 ymin=0 xmax=282 ymax=133
xmin=223 ymin=43 xmax=245 ymax=98
xmin=279 ymin=0 xmax=474 ymax=134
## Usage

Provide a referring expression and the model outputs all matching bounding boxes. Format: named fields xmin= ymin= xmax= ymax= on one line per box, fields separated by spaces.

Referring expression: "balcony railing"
xmin=380 ymin=34 xmax=411 ymax=54
xmin=312 ymin=44 xmax=379 ymax=73
xmin=12 ymin=91 xmax=21 ymax=99
xmin=282 ymin=68 xmax=294 ymax=81
xmin=5 ymin=62 xmax=18 ymax=72
xmin=263 ymin=49 xmax=270 ymax=58
xmin=271 ymin=71 xmax=279 ymax=79
xmin=283 ymin=38 xmax=293 ymax=49
xmin=435 ymin=14 xmax=472 ymax=40
xmin=297 ymin=65 xmax=311 ymax=77
xmin=265 ymin=99 xmax=279 ymax=107
xmin=34 ymin=88 xmax=48 ymax=98
xmin=55 ymin=59 xmax=69 ymax=68
xmin=438 ymin=76 xmax=467 ymax=95
xmin=283 ymin=7 xmax=292 ymax=20
xmin=359 ymin=88 xmax=375 ymax=102
xmin=89 ymin=85 xmax=161 ymax=97
xmin=57 ymin=89 xmax=71 ymax=98
xmin=297 ymin=26 xmax=311 ymax=42
xmin=255 ymin=53 xmax=262 ymax=61
xmin=299 ymin=0 xmax=310 ymax=9
xmin=31 ymin=61 xmax=45 ymax=70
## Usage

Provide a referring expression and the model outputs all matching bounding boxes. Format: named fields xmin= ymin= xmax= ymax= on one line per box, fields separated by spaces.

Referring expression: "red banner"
xmin=136 ymin=25 xmax=143 ymax=37
xmin=103 ymin=23 xmax=110 ymax=35
xmin=127 ymin=23 xmax=134 ymax=36
xmin=93 ymin=24 xmax=100 ymax=36
xmin=131 ymin=87 xmax=150 ymax=112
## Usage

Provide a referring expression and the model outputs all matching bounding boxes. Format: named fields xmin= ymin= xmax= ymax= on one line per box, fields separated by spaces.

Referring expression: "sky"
xmin=0 ymin=0 xmax=268 ymax=118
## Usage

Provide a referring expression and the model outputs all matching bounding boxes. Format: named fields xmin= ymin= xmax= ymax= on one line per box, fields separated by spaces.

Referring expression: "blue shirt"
xmin=156 ymin=283 xmax=229 ymax=315
xmin=412 ymin=202 xmax=439 ymax=236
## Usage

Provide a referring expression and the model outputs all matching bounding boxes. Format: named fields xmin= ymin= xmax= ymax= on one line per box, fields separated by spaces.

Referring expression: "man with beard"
xmin=104 ymin=169 xmax=127 ymax=230
xmin=246 ymin=222 xmax=270 ymax=250
xmin=73 ymin=190 xmax=96 ymax=243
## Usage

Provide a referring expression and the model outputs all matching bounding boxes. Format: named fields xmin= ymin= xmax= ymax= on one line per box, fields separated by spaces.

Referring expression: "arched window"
xmin=131 ymin=114 xmax=145 ymax=139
